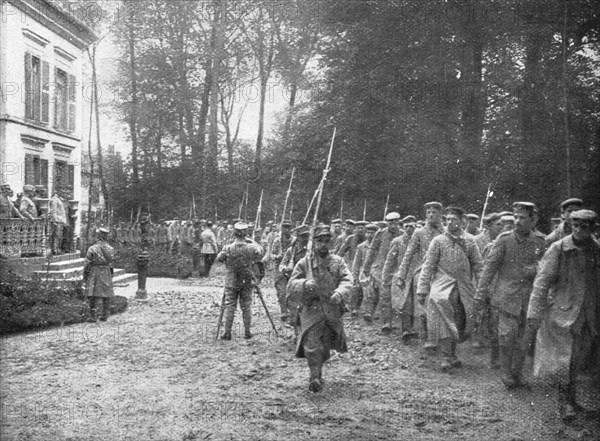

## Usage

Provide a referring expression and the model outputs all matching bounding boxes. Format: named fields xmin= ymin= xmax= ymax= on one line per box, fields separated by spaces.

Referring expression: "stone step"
xmin=33 ymin=266 xmax=84 ymax=280
xmin=38 ymin=268 xmax=134 ymax=285
xmin=47 ymin=257 xmax=86 ymax=271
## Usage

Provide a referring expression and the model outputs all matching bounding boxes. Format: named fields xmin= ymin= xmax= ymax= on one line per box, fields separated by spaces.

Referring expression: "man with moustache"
xmin=545 ymin=198 xmax=584 ymax=247
xmin=287 ymin=225 xmax=353 ymax=392
xmin=337 ymin=220 xmax=367 ymax=266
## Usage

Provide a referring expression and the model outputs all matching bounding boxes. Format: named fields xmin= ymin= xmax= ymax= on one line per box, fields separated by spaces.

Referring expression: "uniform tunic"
xmin=337 ymin=234 xmax=364 ymax=267
xmin=418 ymin=232 xmax=483 ymax=343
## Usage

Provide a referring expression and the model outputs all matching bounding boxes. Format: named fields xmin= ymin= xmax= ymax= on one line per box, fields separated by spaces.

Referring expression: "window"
xmin=24 ymin=154 xmax=49 ymax=188
xmin=53 ymin=160 xmax=74 ymax=196
xmin=24 ymin=52 xmax=49 ymax=123
xmin=53 ymin=67 xmax=76 ymax=133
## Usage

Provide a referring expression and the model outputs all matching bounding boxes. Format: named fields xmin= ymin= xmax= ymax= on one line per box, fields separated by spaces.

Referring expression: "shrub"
xmin=0 ymin=271 xmax=128 ymax=335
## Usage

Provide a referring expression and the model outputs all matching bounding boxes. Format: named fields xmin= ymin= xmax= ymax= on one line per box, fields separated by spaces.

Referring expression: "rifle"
xmin=244 ymin=182 xmax=249 ymax=221
xmin=383 ymin=194 xmax=390 ymax=221
xmin=363 ymin=199 xmax=367 ymax=221
xmin=307 ymin=127 xmax=337 ymax=280
xmin=340 ymin=193 xmax=344 ymax=220
xmin=280 ymin=167 xmax=295 ymax=228
xmin=215 ymin=290 xmax=227 ymax=340
xmin=254 ymin=189 xmax=264 ymax=230
xmin=254 ymin=285 xmax=278 ymax=336
xmin=480 ymin=184 xmax=493 ymax=231
xmin=302 ymin=180 xmax=323 ymax=225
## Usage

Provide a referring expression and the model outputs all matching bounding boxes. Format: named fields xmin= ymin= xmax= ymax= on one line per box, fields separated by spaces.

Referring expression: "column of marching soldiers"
xmin=102 ymin=199 xmax=598 ymax=419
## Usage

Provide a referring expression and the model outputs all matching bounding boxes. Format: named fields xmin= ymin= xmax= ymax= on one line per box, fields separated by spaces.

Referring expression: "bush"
xmin=0 ymin=271 xmax=128 ymax=335
xmin=113 ymin=245 xmax=193 ymax=278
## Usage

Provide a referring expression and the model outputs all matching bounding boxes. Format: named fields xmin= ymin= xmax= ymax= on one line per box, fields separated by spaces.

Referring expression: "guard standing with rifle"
xmin=215 ymin=222 xmax=262 ymax=340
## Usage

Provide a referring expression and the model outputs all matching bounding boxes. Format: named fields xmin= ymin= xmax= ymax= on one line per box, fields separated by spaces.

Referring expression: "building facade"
xmin=0 ymin=0 xmax=96 ymax=234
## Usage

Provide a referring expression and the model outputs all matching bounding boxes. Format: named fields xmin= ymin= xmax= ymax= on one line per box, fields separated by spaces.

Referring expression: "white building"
xmin=0 ymin=0 xmax=97 ymax=230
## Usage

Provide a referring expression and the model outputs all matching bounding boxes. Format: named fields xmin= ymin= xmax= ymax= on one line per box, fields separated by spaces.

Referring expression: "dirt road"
xmin=1 ymin=272 xmax=598 ymax=441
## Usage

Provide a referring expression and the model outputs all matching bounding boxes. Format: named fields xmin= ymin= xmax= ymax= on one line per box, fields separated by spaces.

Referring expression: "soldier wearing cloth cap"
xmin=545 ymin=198 xmax=584 ymax=247
xmin=465 ymin=214 xmax=481 ymax=236
xmin=417 ymin=207 xmax=484 ymax=371
xmin=287 ymin=225 xmax=353 ymax=392
xmin=526 ymin=209 xmax=600 ymax=421
xmin=216 ymin=222 xmax=262 ymax=340
xmin=333 ymin=219 xmax=355 ymax=254
xmin=397 ymin=202 xmax=446 ymax=347
xmin=475 ymin=202 xmax=546 ymax=385
xmin=474 ymin=213 xmax=503 ymax=257
xmin=0 ymin=184 xmax=24 ymax=219
xmin=360 ymin=211 xmax=403 ymax=333
xmin=330 ymin=219 xmax=343 ymax=245
xmin=280 ymin=225 xmax=311 ymax=333
xmin=83 ymin=228 xmax=115 ymax=322
xmin=271 ymin=220 xmax=294 ymax=321
xmin=19 ymin=185 xmax=38 ymax=220
xmin=337 ymin=220 xmax=366 ymax=266
xmin=351 ymin=223 xmax=378 ymax=316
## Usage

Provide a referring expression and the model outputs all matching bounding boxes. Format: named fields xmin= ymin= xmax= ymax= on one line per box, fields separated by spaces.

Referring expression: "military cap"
xmin=345 ymin=219 xmax=356 ymax=225
xmin=385 ymin=211 xmax=401 ymax=221
xmin=466 ymin=213 xmax=479 ymax=220
xmin=512 ymin=202 xmax=537 ymax=214
xmin=233 ymin=222 xmax=248 ymax=231
xmin=424 ymin=201 xmax=443 ymax=210
xmin=366 ymin=223 xmax=379 ymax=231
xmin=417 ymin=220 xmax=426 ymax=226
xmin=500 ymin=215 xmax=515 ymax=223
xmin=0 ymin=184 xmax=11 ymax=189
xmin=355 ymin=220 xmax=368 ymax=226
xmin=570 ymin=209 xmax=597 ymax=223
xmin=377 ymin=221 xmax=388 ymax=228
xmin=550 ymin=217 xmax=561 ymax=223
xmin=23 ymin=184 xmax=35 ymax=192
xmin=281 ymin=220 xmax=293 ymax=227
xmin=314 ymin=225 xmax=332 ymax=238
xmin=445 ymin=206 xmax=464 ymax=217
xmin=404 ymin=221 xmax=417 ymax=228
xmin=498 ymin=211 xmax=512 ymax=217
xmin=482 ymin=212 xmax=501 ymax=225
xmin=97 ymin=227 xmax=110 ymax=235
xmin=401 ymin=215 xmax=416 ymax=223
xmin=560 ymin=198 xmax=583 ymax=210
xmin=294 ymin=225 xmax=310 ymax=236
xmin=331 ymin=218 xmax=342 ymax=224
xmin=248 ymin=222 xmax=255 ymax=228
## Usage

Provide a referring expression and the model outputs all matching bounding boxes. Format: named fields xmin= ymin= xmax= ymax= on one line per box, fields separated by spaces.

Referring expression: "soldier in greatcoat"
xmin=83 ymin=228 xmax=115 ymax=322
xmin=475 ymin=202 xmax=546 ymax=386
xmin=351 ymin=223 xmax=378 ymax=317
xmin=287 ymin=225 xmax=353 ymax=392
xmin=526 ymin=209 xmax=600 ymax=422
xmin=465 ymin=213 xmax=481 ymax=236
xmin=397 ymin=202 xmax=445 ymax=348
xmin=271 ymin=220 xmax=294 ymax=321
xmin=417 ymin=206 xmax=483 ymax=371
xmin=545 ymin=198 xmax=584 ymax=247
xmin=337 ymin=220 xmax=366 ymax=266
xmin=360 ymin=212 xmax=403 ymax=333
xmin=280 ymin=225 xmax=310 ymax=333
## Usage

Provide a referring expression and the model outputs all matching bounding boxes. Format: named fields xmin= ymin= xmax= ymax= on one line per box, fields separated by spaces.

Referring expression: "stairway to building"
xmin=5 ymin=252 xmax=137 ymax=285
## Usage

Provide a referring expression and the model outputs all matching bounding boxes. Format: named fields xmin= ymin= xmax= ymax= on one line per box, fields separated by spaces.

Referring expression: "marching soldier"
xmin=271 ymin=220 xmax=294 ymax=321
xmin=333 ymin=219 xmax=355 ymax=254
xmin=351 ymin=223 xmax=378 ymax=316
xmin=475 ymin=202 xmax=546 ymax=385
xmin=465 ymin=213 xmax=481 ymax=236
xmin=337 ymin=220 xmax=366 ymax=266
xmin=417 ymin=206 xmax=483 ymax=371
xmin=396 ymin=202 xmax=445 ymax=348
xmin=474 ymin=213 xmax=502 ymax=256
xmin=527 ymin=209 xmax=599 ymax=421
xmin=545 ymin=198 xmax=584 ymax=247
xmin=330 ymin=219 xmax=343 ymax=244
xmin=280 ymin=225 xmax=310 ymax=332
xmin=216 ymin=222 xmax=262 ymax=340
xmin=360 ymin=211 xmax=403 ymax=333
xmin=287 ymin=225 xmax=353 ymax=392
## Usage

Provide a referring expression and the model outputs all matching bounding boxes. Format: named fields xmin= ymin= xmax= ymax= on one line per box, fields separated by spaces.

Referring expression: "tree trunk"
xmin=127 ymin=3 xmax=139 ymax=183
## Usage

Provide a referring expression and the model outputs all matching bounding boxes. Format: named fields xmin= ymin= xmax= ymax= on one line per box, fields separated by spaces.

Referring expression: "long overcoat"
xmin=84 ymin=241 xmax=115 ymax=298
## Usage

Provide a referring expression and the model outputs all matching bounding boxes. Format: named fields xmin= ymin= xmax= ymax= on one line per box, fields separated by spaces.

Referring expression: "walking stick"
xmin=254 ymin=285 xmax=278 ymax=336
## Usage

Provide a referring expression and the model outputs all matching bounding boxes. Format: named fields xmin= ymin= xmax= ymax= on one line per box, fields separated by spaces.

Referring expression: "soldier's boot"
xmin=242 ymin=307 xmax=252 ymax=339
xmin=499 ymin=346 xmax=517 ymax=388
xmin=401 ymin=313 xmax=417 ymax=344
xmin=511 ymin=345 xmax=527 ymax=386
xmin=307 ymin=357 xmax=323 ymax=393
xmin=558 ymin=384 xmax=578 ymax=422
xmin=221 ymin=309 xmax=235 ymax=340
xmin=97 ymin=298 xmax=108 ymax=321
xmin=88 ymin=298 xmax=97 ymax=322
xmin=490 ymin=339 xmax=500 ymax=370
xmin=381 ymin=309 xmax=392 ymax=334
xmin=449 ymin=342 xmax=462 ymax=368
xmin=439 ymin=339 xmax=454 ymax=371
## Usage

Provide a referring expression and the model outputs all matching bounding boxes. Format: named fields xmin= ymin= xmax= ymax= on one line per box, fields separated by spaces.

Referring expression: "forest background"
xmin=64 ymin=0 xmax=600 ymax=230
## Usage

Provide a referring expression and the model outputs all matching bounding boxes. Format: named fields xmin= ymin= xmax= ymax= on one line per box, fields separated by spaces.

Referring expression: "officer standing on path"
xmin=216 ymin=222 xmax=262 ymax=340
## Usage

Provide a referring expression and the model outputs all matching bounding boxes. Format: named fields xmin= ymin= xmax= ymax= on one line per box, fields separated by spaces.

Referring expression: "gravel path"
xmin=1 ymin=268 xmax=598 ymax=441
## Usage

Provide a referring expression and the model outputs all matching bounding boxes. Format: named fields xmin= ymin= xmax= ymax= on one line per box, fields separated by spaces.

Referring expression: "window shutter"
xmin=24 ymin=154 xmax=35 ymax=185
xmin=41 ymin=61 xmax=50 ymax=123
xmin=68 ymin=74 xmax=76 ymax=132
xmin=68 ymin=164 xmax=75 ymax=190
xmin=33 ymin=156 xmax=41 ymax=185
xmin=41 ymin=159 xmax=49 ymax=189
xmin=24 ymin=52 xmax=32 ymax=119
xmin=54 ymin=67 xmax=59 ymax=128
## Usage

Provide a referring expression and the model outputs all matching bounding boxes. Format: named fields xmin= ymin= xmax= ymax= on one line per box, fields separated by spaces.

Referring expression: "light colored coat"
xmin=84 ymin=241 xmax=115 ymax=298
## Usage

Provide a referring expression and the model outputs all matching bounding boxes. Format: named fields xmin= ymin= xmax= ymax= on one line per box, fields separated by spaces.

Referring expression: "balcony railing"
xmin=0 ymin=219 xmax=48 ymax=258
